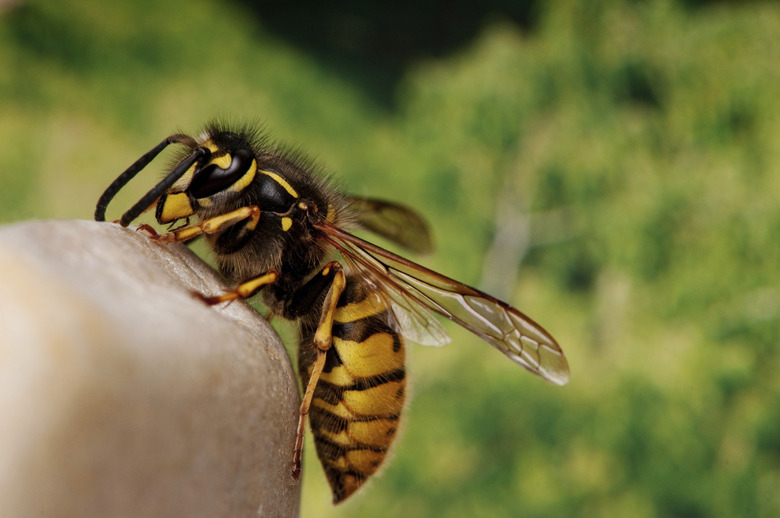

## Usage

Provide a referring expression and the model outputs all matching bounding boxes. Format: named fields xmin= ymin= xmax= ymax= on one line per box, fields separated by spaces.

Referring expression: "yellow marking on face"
xmin=159 ymin=192 xmax=193 ymax=223
xmin=342 ymin=380 xmax=404 ymax=416
xmin=281 ymin=217 xmax=293 ymax=231
xmin=200 ymin=140 xmax=220 ymax=153
xmin=193 ymin=140 xmax=238 ymax=195
xmin=197 ymin=197 xmax=213 ymax=207
xmin=259 ymin=170 xmax=299 ymax=198
xmin=171 ymin=162 xmax=197 ymax=192
xmin=210 ymin=153 xmax=232 ymax=169
xmin=227 ymin=159 xmax=256 ymax=193
xmin=334 ymin=333 xmax=403 ymax=378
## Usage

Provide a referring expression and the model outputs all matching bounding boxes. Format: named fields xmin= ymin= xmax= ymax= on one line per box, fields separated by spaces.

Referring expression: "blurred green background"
xmin=2 ymin=0 xmax=779 ymax=516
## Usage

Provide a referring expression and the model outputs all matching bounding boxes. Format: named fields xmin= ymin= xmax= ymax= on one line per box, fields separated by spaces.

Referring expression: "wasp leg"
xmin=292 ymin=262 xmax=346 ymax=481
xmin=149 ymin=205 xmax=261 ymax=244
xmin=166 ymin=217 xmax=191 ymax=233
xmin=193 ymin=269 xmax=279 ymax=306
xmin=136 ymin=223 xmax=161 ymax=238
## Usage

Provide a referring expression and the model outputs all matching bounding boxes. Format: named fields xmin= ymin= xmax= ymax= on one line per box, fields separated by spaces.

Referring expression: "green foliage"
xmin=2 ymin=0 xmax=779 ymax=516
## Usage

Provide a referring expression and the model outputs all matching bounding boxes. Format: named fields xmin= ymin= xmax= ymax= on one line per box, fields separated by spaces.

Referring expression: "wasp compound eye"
xmin=188 ymin=148 xmax=253 ymax=199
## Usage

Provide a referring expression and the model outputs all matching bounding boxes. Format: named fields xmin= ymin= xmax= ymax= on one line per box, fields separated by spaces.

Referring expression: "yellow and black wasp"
xmin=94 ymin=122 xmax=570 ymax=504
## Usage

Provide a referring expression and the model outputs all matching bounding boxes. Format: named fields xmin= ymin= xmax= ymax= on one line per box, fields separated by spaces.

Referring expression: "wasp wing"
xmin=355 ymin=264 xmax=451 ymax=347
xmin=315 ymin=221 xmax=570 ymax=385
xmin=347 ymin=196 xmax=433 ymax=254
xmin=345 ymin=196 xmax=445 ymax=344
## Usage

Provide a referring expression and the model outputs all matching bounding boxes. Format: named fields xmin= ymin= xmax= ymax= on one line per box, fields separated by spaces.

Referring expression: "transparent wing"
xmin=347 ymin=196 xmax=433 ymax=254
xmin=347 ymin=259 xmax=451 ymax=347
xmin=389 ymin=297 xmax=451 ymax=347
xmin=316 ymin=221 xmax=570 ymax=385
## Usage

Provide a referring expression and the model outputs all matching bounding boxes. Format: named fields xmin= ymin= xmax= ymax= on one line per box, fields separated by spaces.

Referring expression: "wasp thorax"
xmin=252 ymin=169 xmax=299 ymax=213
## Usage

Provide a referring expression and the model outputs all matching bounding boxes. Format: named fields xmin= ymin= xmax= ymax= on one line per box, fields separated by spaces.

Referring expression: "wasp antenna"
xmin=94 ymin=134 xmax=196 ymax=222
xmin=117 ymin=146 xmax=209 ymax=227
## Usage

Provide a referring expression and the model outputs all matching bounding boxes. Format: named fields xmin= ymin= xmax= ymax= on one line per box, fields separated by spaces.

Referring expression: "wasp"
xmin=94 ymin=122 xmax=569 ymax=503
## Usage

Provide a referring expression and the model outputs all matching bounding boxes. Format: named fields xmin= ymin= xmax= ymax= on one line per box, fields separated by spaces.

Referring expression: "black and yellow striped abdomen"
xmin=298 ymin=276 xmax=406 ymax=503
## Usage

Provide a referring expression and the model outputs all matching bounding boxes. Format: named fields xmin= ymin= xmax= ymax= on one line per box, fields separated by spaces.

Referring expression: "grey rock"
xmin=0 ymin=220 xmax=301 ymax=518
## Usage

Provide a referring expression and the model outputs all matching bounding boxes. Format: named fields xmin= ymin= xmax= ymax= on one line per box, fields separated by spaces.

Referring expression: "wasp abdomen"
xmin=301 ymin=277 xmax=406 ymax=503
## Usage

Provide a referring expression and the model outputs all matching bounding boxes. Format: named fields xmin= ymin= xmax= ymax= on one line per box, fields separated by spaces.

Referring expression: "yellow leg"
xmin=143 ymin=205 xmax=261 ymax=243
xmin=194 ymin=269 xmax=279 ymax=305
xmin=292 ymin=348 xmax=327 ymax=481
xmin=292 ymin=262 xmax=346 ymax=480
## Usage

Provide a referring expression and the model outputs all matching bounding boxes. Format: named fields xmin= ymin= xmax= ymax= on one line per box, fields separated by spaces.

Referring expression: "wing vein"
xmin=314 ymin=221 xmax=570 ymax=385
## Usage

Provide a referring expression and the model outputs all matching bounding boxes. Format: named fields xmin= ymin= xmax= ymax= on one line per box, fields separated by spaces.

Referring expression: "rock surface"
xmin=0 ymin=220 xmax=301 ymax=518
